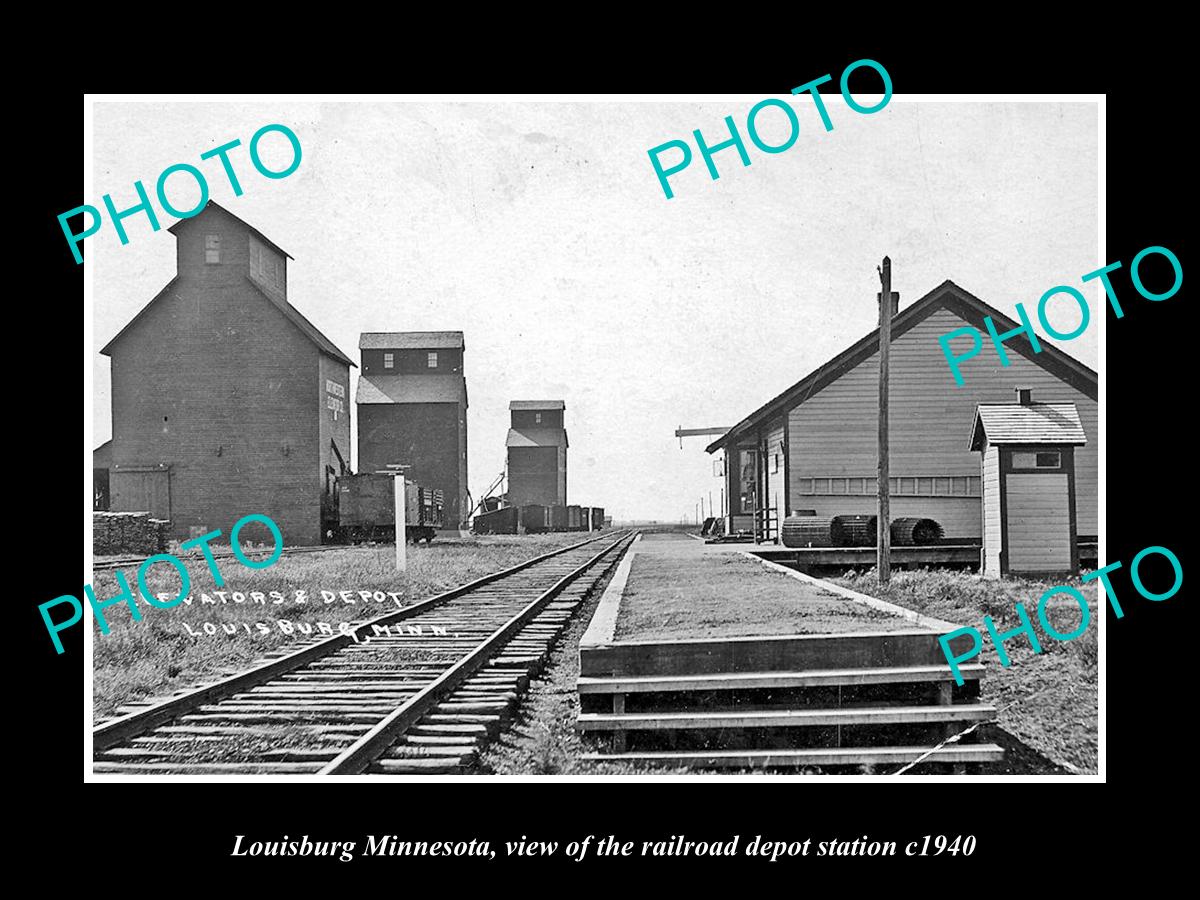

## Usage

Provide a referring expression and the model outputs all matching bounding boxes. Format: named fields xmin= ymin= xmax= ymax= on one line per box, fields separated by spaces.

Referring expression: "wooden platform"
xmin=750 ymin=544 xmax=981 ymax=571
xmin=748 ymin=540 xmax=1098 ymax=573
xmin=577 ymin=534 xmax=1002 ymax=772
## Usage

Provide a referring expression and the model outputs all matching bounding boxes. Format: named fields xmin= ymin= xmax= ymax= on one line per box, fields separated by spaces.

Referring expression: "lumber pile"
xmin=93 ymin=512 xmax=171 ymax=555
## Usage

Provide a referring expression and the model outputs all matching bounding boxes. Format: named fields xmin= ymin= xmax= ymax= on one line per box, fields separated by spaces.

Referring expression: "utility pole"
xmin=877 ymin=257 xmax=895 ymax=585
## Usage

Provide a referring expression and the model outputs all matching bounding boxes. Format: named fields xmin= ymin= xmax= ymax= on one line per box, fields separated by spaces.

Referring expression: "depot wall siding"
xmin=787 ymin=307 xmax=1097 ymax=540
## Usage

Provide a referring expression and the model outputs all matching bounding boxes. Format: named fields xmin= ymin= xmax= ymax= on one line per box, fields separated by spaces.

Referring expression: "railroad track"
xmin=92 ymin=530 xmax=636 ymax=775
xmin=92 ymin=543 xmax=358 ymax=573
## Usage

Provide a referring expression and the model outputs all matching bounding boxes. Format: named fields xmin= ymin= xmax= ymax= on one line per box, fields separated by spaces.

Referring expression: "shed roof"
xmin=356 ymin=374 xmax=466 ymax=405
xmin=706 ymin=280 xmax=1098 ymax=453
xmin=360 ymin=332 xmax=465 ymax=350
xmin=506 ymin=427 xmax=569 ymax=448
xmin=969 ymin=403 xmax=1087 ymax=450
xmin=94 ymin=440 xmax=112 ymax=468
xmin=509 ymin=400 xmax=565 ymax=411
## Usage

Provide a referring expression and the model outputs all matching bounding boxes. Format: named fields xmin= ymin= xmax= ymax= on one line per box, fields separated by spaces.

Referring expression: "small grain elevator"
xmin=970 ymin=389 xmax=1087 ymax=578
xmin=356 ymin=332 xmax=468 ymax=527
xmin=506 ymin=401 xmax=568 ymax=507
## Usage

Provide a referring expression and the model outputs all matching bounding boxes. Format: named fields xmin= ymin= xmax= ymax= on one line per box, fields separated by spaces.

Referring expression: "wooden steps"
xmin=577 ymin=664 xmax=984 ymax=694
xmin=581 ymin=744 xmax=1005 ymax=768
xmin=577 ymin=558 xmax=1003 ymax=773
xmin=576 ymin=667 xmax=997 ymax=771
xmin=578 ymin=703 xmax=996 ymax=731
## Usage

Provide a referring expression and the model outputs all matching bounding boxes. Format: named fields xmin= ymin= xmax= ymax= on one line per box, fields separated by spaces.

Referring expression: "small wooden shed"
xmin=969 ymin=389 xmax=1087 ymax=578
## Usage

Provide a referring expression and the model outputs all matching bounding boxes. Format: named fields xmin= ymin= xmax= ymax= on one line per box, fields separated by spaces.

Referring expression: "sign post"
xmin=394 ymin=474 xmax=407 ymax=572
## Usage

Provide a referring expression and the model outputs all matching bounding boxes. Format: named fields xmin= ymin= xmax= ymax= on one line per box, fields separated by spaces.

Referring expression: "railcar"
xmin=336 ymin=473 xmax=445 ymax=544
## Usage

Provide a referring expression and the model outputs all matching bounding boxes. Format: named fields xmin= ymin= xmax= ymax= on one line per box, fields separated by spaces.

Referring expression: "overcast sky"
xmin=91 ymin=99 xmax=1099 ymax=522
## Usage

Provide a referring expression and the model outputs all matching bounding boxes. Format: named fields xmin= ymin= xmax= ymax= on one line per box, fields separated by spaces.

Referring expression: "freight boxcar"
xmin=590 ymin=507 xmax=605 ymax=530
xmin=472 ymin=506 xmax=519 ymax=535
xmin=567 ymin=505 xmax=584 ymax=531
xmin=519 ymin=504 xmax=550 ymax=534
xmin=549 ymin=505 xmax=569 ymax=532
xmin=336 ymin=473 xmax=445 ymax=543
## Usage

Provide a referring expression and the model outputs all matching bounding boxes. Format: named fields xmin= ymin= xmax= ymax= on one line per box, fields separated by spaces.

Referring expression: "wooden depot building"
xmin=706 ymin=280 xmax=1098 ymax=547
xmin=100 ymin=201 xmax=354 ymax=547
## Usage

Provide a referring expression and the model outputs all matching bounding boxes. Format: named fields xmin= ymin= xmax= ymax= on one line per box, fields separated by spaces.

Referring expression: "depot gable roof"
xmin=706 ymin=280 xmax=1097 ymax=453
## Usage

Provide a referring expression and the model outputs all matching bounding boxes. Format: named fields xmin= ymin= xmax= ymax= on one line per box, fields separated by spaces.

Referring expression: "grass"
xmin=91 ymin=532 xmax=602 ymax=722
xmin=831 ymin=567 xmax=1099 ymax=773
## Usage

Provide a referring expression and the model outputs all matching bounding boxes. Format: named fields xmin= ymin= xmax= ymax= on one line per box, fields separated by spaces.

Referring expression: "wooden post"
xmin=394 ymin=473 xmax=407 ymax=572
xmin=612 ymin=693 xmax=627 ymax=753
xmin=878 ymin=257 xmax=893 ymax=585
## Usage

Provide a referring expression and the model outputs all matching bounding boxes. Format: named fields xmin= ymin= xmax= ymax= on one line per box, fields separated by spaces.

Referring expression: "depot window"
xmin=427 ymin=352 xmax=438 ymax=368
xmin=1012 ymin=450 xmax=1062 ymax=469
xmin=205 ymin=234 xmax=220 ymax=264
xmin=383 ymin=353 xmax=394 ymax=369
